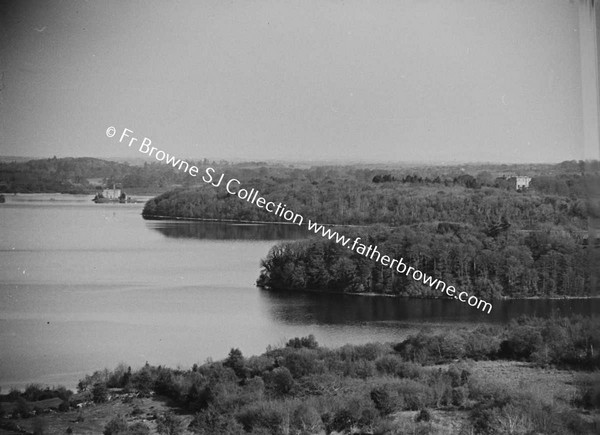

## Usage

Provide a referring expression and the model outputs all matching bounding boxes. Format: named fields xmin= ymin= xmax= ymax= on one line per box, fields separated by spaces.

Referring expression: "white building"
xmin=515 ymin=176 xmax=531 ymax=190
xmin=102 ymin=187 xmax=122 ymax=199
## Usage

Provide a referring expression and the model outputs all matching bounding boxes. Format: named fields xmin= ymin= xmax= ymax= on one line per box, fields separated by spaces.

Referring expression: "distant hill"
xmin=0 ymin=156 xmax=200 ymax=194
xmin=0 ymin=156 xmax=43 ymax=163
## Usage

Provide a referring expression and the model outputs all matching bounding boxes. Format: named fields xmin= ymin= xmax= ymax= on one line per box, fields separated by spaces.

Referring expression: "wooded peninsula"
xmin=141 ymin=160 xmax=600 ymax=300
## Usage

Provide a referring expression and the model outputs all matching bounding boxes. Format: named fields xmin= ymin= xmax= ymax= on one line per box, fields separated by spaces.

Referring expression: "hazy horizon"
xmin=1 ymin=0 xmax=599 ymax=163
xmin=2 ymin=153 xmax=595 ymax=168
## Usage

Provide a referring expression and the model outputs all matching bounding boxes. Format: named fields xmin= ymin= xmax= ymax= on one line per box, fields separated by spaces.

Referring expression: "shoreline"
xmin=257 ymin=285 xmax=600 ymax=301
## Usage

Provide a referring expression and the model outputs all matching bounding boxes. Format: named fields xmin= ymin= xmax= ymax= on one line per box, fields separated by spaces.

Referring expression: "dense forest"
xmin=256 ymin=224 xmax=598 ymax=299
xmin=142 ymin=161 xmax=600 ymax=299
xmin=142 ymin=162 xmax=599 ymax=228
xmin=3 ymin=316 xmax=599 ymax=434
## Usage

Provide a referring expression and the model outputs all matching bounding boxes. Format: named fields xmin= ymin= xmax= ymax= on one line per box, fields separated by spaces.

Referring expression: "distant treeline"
xmin=1 ymin=156 xmax=598 ymax=199
xmin=373 ymin=171 xmax=599 ymax=198
xmin=0 ymin=156 xmax=217 ymax=193
xmin=257 ymin=223 xmax=599 ymax=299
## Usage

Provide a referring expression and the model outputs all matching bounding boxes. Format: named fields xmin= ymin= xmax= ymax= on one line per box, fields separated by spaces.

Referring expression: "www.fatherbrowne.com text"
xmin=106 ymin=126 xmax=493 ymax=314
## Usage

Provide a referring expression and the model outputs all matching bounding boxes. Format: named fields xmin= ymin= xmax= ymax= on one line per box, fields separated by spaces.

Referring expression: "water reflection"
xmin=146 ymin=220 xmax=309 ymax=241
xmin=259 ymin=288 xmax=600 ymax=326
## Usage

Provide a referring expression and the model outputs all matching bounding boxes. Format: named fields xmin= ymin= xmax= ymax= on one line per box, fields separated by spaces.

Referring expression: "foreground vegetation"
xmin=2 ymin=316 xmax=600 ymax=434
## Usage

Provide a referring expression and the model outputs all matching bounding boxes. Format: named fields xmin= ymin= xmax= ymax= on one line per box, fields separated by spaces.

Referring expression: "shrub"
xmin=78 ymin=369 xmax=110 ymax=393
xmin=394 ymin=331 xmax=468 ymax=363
xmin=394 ymin=332 xmax=439 ymax=364
xmin=156 ymin=411 xmax=184 ymax=435
xmin=23 ymin=384 xmax=44 ymax=402
xmin=103 ymin=415 xmax=129 ymax=435
xmin=321 ymin=393 xmax=377 ymax=433
xmin=127 ymin=422 xmax=150 ymax=435
xmin=15 ymin=397 xmax=33 ymax=418
xmin=470 ymin=405 xmax=502 ymax=435
xmin=132 ymin=367 xmax=154 ymax=396
xmin=372 ymin=419 xmax=398 ymax=435
xmin=154 ymin=368 xmax=179 ymax=399
xmin=55 ymin=386 xmax=73 ymax=402
xmin=396 ymin=380 xmax=434 ymax=411
xmin=185 ymin=379 xmax=212 ymax=411
xmin=107 ymin=363 xmax=131 ymax=388
xmin=374 ymin=355 xmax=403 ymax=376
xmin=7 ymin=388 xmax=21 ymax=401
xmin=370 ymin=386 xmax=395 ymax=415
xmin=467 ymin=377 xmax=512 ymax=408
xmin=236 ymin=401 xmax=287 ymax=434
xmin=265 ymin=367 xmax=295 ymax=396
xmin=467 ymin=387 xmax=590 ymax=435
xmin=375 ymin=355 xmax=425 ymax=379
xmin=439 ymin=332 xmax=467 ymax=359
xmin=427 ymin=369 xmax=453 ymax=408
xmin=242 ymin=376 xmax=265 ymax=402
xmin=338 ymin=343 xmax=386 ymax=362
xmin=282 ymin=350 xmax=319 ymax=378
xmin=196 ymin=362 xmax=238 ymax=385
xmin=447 ymin=363 xmax=470 ymax=387
xmin=190 ymin=405 xmax=245 ymax=435
xmin=574 ymin=372 xmax=600 ymax=410
xmin=415 ymin=409 xmax=432 ymax=422
xmin=291 ymin=403 xmax=323 ymax=434
xmin=245 ymin=355 xmax=274 ymax=377
xmin=499 ymin=325 xmax=543 ymax=360
xmin=328 ymin=408 xmax=356 ymax=433
xmin=451 ymin=386 xmax=469 ymax=408
xmin=464 ymin=328 xmax=501 ymax=359
xmin=521 ymin=400 xmax=575 ymax=434
xmin=343 ymin=359 xmax=375 ymax=379
xmin=495 ymin=403 xmax=534 ymax=434
xmin=286 ymin=334 xmax=318 ymax=349
xmin=296 ymin=373 xmax=340 ymax=396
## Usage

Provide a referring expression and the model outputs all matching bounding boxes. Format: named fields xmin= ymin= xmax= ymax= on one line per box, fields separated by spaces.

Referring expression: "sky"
xmin=0 ymin=0 xmax=597 ymax=163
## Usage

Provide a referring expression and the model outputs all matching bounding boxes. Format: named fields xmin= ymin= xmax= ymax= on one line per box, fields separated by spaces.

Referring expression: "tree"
xmin=224 ymin=348 xmax=246 ymax=378
xmin=92 ymin=382 xmax=109 ymax=403
xmin=268 ymin=367 xmax=294 ymax=396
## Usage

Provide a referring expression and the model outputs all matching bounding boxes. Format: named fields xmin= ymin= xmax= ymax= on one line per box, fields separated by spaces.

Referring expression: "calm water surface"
xmin=1 ymin=194 xmax=598 ymax=390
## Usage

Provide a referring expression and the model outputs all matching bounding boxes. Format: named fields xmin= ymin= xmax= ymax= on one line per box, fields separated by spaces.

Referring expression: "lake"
xmin=1 ymin=194 xmax=598 ymax=390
